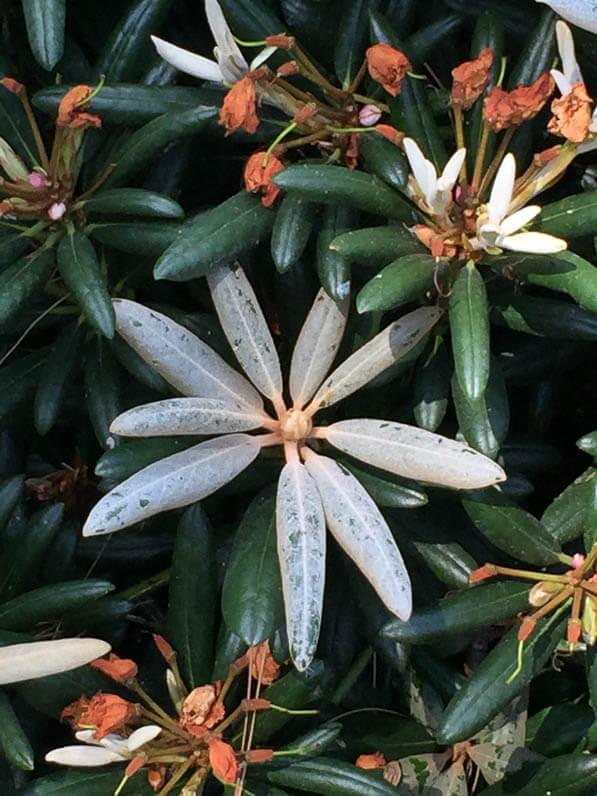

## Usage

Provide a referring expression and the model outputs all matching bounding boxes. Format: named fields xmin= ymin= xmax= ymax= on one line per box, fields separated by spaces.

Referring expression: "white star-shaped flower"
xmin=45 ymin=726 xmax=162 ymax=767
xmin=404 ymin=137 xmax=466 ymax=218
xmin=475 ymin=153 xmax=567 ymax=254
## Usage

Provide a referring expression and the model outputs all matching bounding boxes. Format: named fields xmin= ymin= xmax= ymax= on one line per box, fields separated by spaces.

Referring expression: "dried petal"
xmin=374 ymin=124 xmax=403 ymax=144
xmin=181 ymin=685 xmax=217 ymax=726
xmin=356 ymin=751 xmax=387 ymax=769
xmin=57 ymin=86 xmax=101 ymax=129
xmin=249 ymin=641 xmax=280 ymax=685
xmin=484 ymin=73 xmax=554 ymax=131
xmin=451 ymin=47 xmax=493 ymax=110
xmin=91 ymin=653 xmax=138 ymax=683
xmin=365 ymin=44 xmax=411 ymax=97
xmin=208 ymin=737 xmax=239 ymax=783
xmin=548 ymin=81 xmax=593 ymax=142
xmin=62 ymin=693 xmax=137 ymax=739
xmin=219 ymin=76 xmax=259 ymax=135
xmin=243 ymin=151 xmax=284 ymax=206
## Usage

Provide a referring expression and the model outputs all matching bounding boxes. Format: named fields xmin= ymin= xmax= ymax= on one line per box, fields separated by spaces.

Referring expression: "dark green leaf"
xmin=89 ymin=221 xmax=185 ymax=257
xmin=0 ymin=692 xmax=33 ymax=770
xmin=491 ymin=293 xmax=597 ymax=340
xmin=356 ymin=253 xmax=436 ymax=313
xmin=268 ymin=757 xmax=400 ymax=795
xmin=271 ymin=194 xmax=317 ymax=273
xmin=317 ymin=204 xmax=358 ymax=300
xmin=0 ymin=248 xmax=55 ymax=332
xmin=22 ymin=0 xmax=65 ymax=71
xmin=450 ymin=262 xmax=490 ymax=402
xmin=34 ymin=322 xmax=83 ymax=435
xmin=0 ymin=580 xmax=114 ymax=631
xmin=81 ymin=188 xmax=184 ymax=219
xmin=359 ymin=131 xmax=409 ymax=193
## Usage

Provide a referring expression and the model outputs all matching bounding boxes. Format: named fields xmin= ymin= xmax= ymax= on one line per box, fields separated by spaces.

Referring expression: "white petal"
xmin=500 ymin=231 xmax=568 ymax=253
xmin=289 ymin=289 xmax=349 ymax=408
xmin=555 ymin=20 xmax=583 ymax=86
xmin=276 ymin=461 xmax=326 ymax=671
xmin=322 ymin=419 xmax=507 ymax=489
xmin=310 ymin=306 xmax=442 ymax=410
xmin=488 ymin=153 xmax=516 ymax=224
xmin=206 ymin=0 xmax=248 ymax=81
xmin=437 ymin=148 xmax=466 ymax=192
xmin=550 ymin=68 xmax=573 ymax=96
xmin=45 ymin=746 xmax=123 ymax=766
xmin=113 ymin=299 xmax=262 ymax=410
xmin=207 ymin=264 xmax=283 ymax=404
xmin=0 ymin=638 xmax=111 ymax=685
xmin=250 ymin=45 xmax=277 ymax=72
xmin=303 ymin=450 xmax=412 ymax=621
xmin=500 ymin=205 xmax=542 ymax=236
xmin=150 ymin=35 xmax=223 ymax=82
xmin=127 ymin=725 xmax=162 ymax=751
xmin=83 ymin=434 xmax=260 ymax=535
xmin=110 ymin=398 xmax=266 ymax=437
xmin=404 ymin=138 xmax=438 ymax=207
xmin=478 ymin=223 xmax=502 ymax=249
xmin=74 ymin=730 xmax=103 ymax=746
xmin=535 ymin=1 xmax=597 ymax=35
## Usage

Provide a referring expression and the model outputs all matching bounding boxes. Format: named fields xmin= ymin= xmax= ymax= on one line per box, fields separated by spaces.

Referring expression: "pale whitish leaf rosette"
xmin=84 ymin=263 xmax=506 ymax=670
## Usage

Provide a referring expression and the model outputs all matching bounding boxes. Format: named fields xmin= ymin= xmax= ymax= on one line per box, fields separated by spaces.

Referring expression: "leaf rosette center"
xmin=279 ymin=408 xmax=312 ymax=442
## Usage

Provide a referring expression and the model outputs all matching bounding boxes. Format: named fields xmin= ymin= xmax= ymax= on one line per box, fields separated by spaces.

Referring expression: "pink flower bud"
xmin=572 ymin=553 xmax=585 ymax=569
xmin=28 ymin=171 xmax=47 ymax=187
xmin=359 ymin=104 xmax=382 ymax=126
xmin=48 ymin=202 xmax=66 ymax=220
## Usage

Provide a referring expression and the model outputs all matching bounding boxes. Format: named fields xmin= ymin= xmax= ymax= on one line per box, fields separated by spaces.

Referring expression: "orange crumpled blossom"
xmin=483 ymin=73 xmax=554 ymax=131
xmin=179 ymin=682 xmax=225 ymax=737
xmin=208 ymin=736 xmax=239 ymax=783
xmin=61 ymin=693 xmax=137 ymax=739
xmin=451 ymin=47 xmax=493 ymax=110
xmin=57 ymin=85 xmax=102 ymax=130
xmin=356 ymin=751 xmax=387 ymax=769
xmin=243 ymin=151 xmax=284 ymax=207
xmin=365 ymin=43 xmax=411 ymax=97
xmin=548 ymin=82 xmax=593 ymax=142
xmin=234 ymin=640 xmax=281 ymax=685
xmin=219 ymin=76 xmax=260 ymax=136
xmin=413 ymin=224 xmax=459 ymax=259
xmin=91 ymin=653 xmax=138 ymax=683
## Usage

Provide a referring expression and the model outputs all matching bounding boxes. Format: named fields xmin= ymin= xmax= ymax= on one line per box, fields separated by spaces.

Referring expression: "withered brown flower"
xmin=365 ymin=43 xmax=411 ymax=97
xmin=451 ymin=47 xmax=493 ymax=110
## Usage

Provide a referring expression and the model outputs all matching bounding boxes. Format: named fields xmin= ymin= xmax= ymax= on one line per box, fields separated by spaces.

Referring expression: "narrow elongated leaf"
xmin=110 ymin=398 xmax=266 ymax=437
xmin=309 ymin=306 xmax=442 ymax=410
xmin=221 ymin=492 xmax=284 ymax=645
xmin=450 ymin=261 xmax=490 ymax=402
xmin=268 ymin=756 xmax=400 ymax=795
xmin=322 ymin=419 xmax=506 ymax=489
xmin=113 ymin=299 xmax=263 ymax=409
xmin=290 ymin=289 xmax=349 ymax=408
xmin=22 ymin=0 xmax=65 ymax=71
xmin=303 ymin=450 xmax=411 ymax=620
xmin=83 ymin=434 xmax=260 ymax=535
xmin=276 ymin=461 xmax=326 ymax=671
xmin=0 ymin=247 xmax=54 ymax=331
xmin=207 ymin=263 xmax=283 ymax=402
xmin=0 ymin=691 xmax=33 ymax=769
xmin=0 ymin=638 xmax=110 ymax=685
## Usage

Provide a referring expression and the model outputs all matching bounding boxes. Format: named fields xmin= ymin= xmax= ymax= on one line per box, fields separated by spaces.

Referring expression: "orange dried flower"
xmin=451 ymin=47 xmax=493 ymax=110
xmin=1 ymin=77 xmax=24 ymax=95
xmin=180 ymin=682 xmax=225 ymax=735
xmin=484 ymin=73 xmax=554 ymax=131
xmin=57 ymin=85 xmax=102 ymax=129
xmin=365 ymin=44 xmax=411 ymax=97
xmin=208 ymin=737 xmax=239 ymax=783
xmin=91 ymin=653 xmax=138 ymax=683
xmin=356 ymin=751 xmax=387 ymax=769
xmin=219 ymin=76 xmax=259 ymax=136
xmin=147 ymin=765 xmax=167 ymax=791
xmin=250 ymin=641 xmax=281 ymax=685
xmin=548 ymin=82 xmax=593 ymax=142
xmin=61 ymin=693 xmax=137 ymax=739
xmin=243 ymin=151 xmax=284 ymax=207
xmin=413 ymin=225 xmax=457 ymax=259
xmin=374 ymin=124 xmax=403 ymax=145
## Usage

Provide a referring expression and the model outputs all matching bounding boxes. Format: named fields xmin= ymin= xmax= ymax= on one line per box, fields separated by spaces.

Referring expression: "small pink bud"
xmin=572 ymin=553 xmax=586 ymax=569
xmin=28 ymin=171 xmax=47 ymax=187
xmin=48 ymin=202 xmax=66 ymax=220
xmin=359 ymin=104 xmax=382 ymax=126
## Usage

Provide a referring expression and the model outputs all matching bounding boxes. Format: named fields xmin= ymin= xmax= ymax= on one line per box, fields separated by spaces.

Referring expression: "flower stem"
xmin=471 ymin=122 xmax=490 ymax=193
xmin=477 ymin=127 xmax=514 ymax=198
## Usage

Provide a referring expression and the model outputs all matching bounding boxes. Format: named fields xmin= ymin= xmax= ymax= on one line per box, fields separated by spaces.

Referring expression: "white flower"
xmin=403 ymin=137 xmax=466 ymax=218
xmin=535 ymin=1 xmax=597 ymax=35
xmin=475 ymin=153 xmax=567 ymax=254
xmin=45 ymin=726 xmax=161 ymax=767
xmin=151 ymin=0 xmax=248 ymax=83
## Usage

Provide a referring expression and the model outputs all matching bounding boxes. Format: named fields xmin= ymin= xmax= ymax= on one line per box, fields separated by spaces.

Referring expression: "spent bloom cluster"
xmin=83 ymin=263 xmax=505 ymax=671
xmin=45 ymin=639 xmax=294 ymax=794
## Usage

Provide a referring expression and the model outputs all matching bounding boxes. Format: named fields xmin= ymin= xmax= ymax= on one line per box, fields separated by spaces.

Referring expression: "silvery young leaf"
xmin=289 ymin=289 xmax=349 ymax=408
xmin=468 ymin=742 xmax=543 ymax=786
xmin=83 ymin=434 xmax=260 ymax=535
xmin=110 ymin=397 xmax=266 ymax=437
xmin=113 ymin=299 xmax=262 ymax=409
xmin=397 ymin=752 xmax=451 ymax=792
xmin=310 ymin=306 xmax=442 ymax=410
xmin=303 ymin=449 xmax=412 ymax=620
xmin=0 ymin=638 xmax=111 ymax=685
xmin=276 ymin=461 xmax=326 ymax=672
xmin=207 ymin=263 xmax=283 ymax=403
xmin=322 ymin=419 xmax=506 ymax=490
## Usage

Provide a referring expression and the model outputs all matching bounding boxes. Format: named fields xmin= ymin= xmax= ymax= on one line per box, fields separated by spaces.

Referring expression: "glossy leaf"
xmin=113 ymin=299 xmax=263 ymax=409
xmin=83 ymin=434 xmax=260 ymax=536
xmin=22 ymin=0 xmax=65 ymax=70
xmin=491 ymin=293 xmax=597 ymax=340
xmin=0 ymin=247 xmax=55 ymax=331
xmin=304 ymin=450 xmax=412 ymax=620
xmin=84 ymin=338 xmax=121 ymax=450
xmin=0 ymin=580 xmax=114 ymax=631
xmin=207 ymin=263 xmax=283 ymax=402
xmin=329 ymin=226 xmax=422 ymax=266
xmin=276 ymin=461 xmax=326 ymax=671
xmin=0 ymin=692 xmax=33 ymax=770
xmin=359 ymin=131 xmax=409 ymax=192
xmin=338 ymin=459 xmax=428 ymax=508
xmin=271 ymin=194 xmax=317 ymax=273
xmin=356 ymin=253 xmax=436 ymax=313
xmin=268 ymin=756 xmax=400 ymax=795
xmin=323 ymin=419 xmax=506 ymax=489
xmin=413 ymin=335 xmax=451 ymax=432
xmin=80 ymin=188 xmax=184 ymax=219
xmin=34 ymin=322 xmax=83 ymax=436
xmin=450 ymin=261 xmax=490 ymax=402
xmin=316 ymin=204 xmax=357 ymax=301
